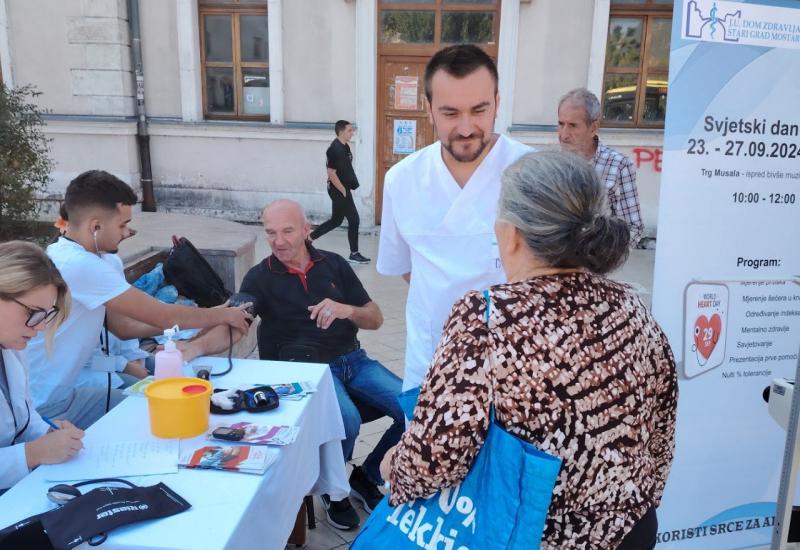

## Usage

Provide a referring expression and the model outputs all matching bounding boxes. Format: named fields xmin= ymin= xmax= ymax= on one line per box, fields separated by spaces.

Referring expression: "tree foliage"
xmin=606 ymin=23 xmax=642 ymax=68
xmin=381 ymin=11 xmax=494 ymax=44
xmin=0 ymin=83 xmax=53 ymax=235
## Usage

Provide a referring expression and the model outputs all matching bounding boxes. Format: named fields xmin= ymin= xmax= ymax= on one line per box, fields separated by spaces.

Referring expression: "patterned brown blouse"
xmin=389 ymin=272 xmax=678 ymax=549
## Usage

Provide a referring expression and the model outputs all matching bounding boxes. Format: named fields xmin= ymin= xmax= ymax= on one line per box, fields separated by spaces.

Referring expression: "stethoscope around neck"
xmin=11 ymin=402 xmax=31 ymax=445
xmin=0 ymin=349 xmax=31 ymax=445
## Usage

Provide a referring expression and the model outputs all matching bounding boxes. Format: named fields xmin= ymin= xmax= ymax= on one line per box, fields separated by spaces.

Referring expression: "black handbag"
xmin=210 ymin=385 xmax=280 ymax=414
xmin=163 ymin=235 xmax=231 ymax=307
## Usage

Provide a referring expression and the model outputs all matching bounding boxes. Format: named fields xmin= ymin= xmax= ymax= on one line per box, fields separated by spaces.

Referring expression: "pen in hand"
xmin=41 ymin=416 xmax=61 ymax=431
xmin=33 ymin=416 xmax=85 ymax=465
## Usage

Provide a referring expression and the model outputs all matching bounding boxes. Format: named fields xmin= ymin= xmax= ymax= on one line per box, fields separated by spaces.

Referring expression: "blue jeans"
xmin=328 ymin=349 xmax=404 ymax=486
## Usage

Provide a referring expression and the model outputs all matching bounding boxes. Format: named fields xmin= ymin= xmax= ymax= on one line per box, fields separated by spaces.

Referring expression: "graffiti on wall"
xmin=633 ymin=147 xmax=663 ymax=173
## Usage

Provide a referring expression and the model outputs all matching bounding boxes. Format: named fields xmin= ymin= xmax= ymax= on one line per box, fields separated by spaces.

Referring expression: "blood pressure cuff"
xmin=0 ymin=482 xmax=190 ymax=550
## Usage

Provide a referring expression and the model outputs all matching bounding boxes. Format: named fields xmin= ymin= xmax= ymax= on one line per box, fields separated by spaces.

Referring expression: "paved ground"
xmin=235 ymin=225 xmax=655 ymax=550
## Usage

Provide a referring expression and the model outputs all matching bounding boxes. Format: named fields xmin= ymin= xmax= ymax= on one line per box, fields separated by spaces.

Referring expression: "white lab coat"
xmin=377 ymin=135 xmax=533 ymax=389
xmin=0 ymin=348 xmax=49 ymax=489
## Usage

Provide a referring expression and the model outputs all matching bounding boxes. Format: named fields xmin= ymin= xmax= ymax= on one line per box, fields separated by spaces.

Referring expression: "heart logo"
xmin=694 ymin=313 xmax=722 ymax=359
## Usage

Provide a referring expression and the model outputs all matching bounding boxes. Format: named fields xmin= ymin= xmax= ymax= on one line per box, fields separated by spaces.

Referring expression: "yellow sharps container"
xmin=144 ymin=378 xmax=212 ymax=438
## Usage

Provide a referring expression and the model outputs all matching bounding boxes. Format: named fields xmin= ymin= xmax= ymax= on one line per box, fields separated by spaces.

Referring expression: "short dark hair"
xmin=334 ymin=120 xmax=351 ymax=136
xmin=424 ymin=44 xmax=499 ymax=103
xmin=62 ymin=170 xmax=138 ymax=221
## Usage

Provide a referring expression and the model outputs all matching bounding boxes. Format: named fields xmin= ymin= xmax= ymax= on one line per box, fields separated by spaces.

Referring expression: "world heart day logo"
xmin=683 ymin=282 xmax=729 ymax=378
xmin=694 ymin=313 xmax=722 ymax=362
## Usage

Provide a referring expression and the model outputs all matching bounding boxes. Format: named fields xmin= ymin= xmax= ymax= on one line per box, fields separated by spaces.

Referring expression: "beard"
xmin=559 ymin=140 xmax=580 ymax=154
xmin=442 ymin=129 xmax=492 ymax=162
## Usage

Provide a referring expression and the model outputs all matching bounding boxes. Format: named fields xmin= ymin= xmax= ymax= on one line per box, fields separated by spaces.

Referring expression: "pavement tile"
xmin=283 ymin=519 xmax=347 ymax=550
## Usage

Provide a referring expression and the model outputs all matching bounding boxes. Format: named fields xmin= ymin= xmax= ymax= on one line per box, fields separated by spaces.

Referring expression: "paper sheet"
xmin=40 ymin=439 xmax=180 ymax=481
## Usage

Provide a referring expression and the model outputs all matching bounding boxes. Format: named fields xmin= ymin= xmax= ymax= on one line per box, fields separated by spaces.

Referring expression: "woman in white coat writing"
xmin=0 ymin=240 xmax=84 ymax=491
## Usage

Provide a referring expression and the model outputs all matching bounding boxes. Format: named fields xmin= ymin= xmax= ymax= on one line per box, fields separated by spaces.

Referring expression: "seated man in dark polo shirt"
xmin=180 ymin=199 xmax=403 ymax=531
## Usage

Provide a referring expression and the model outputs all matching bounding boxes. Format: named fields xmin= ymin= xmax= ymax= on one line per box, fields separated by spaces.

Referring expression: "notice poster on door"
xmin=393 ymin=119 xmax=416 ymax=155
xmin=652 ymin=1 xmax=800 ymax=548
xmin=394 ymin=76 xmax=418 ymax=110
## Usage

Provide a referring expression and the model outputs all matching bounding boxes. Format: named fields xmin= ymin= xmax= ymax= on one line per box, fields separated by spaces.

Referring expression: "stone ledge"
xmin=118 ymin=211 xmax=256 ymax=292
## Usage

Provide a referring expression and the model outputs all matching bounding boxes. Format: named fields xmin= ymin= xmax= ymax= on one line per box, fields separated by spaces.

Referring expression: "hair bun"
xmin=498 ymin=151 xmax=632 ymax=274
xmin=575 ymin=215 xmax=630 ymax=274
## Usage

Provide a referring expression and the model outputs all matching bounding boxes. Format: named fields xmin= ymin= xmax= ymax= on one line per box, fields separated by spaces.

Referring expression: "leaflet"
xmin=178 ymin=444 xmax=277 ymax=475
xmin=207 ymin=421 xmax=299 ymax=446
xmin=265 ymin=381 xmax=315 ymax=401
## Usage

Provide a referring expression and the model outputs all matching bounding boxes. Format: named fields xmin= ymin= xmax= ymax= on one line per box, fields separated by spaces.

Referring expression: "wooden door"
xmin=375 ymin=57 xmax=436 ymax=224
xmin=374 ymin=1 xmax=502 ymax=224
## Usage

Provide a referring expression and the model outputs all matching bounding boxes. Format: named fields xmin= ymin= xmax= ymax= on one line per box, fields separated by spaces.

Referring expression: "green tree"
xmin=441 ymin=13 xmax=493 ymax=44
xmin=381 ymin=12 xmax=435 ymax=43
xmin=0 ymin=83 xmax=53 ymax=237
xmin=606 ymin=23 xmax=642 ymax=68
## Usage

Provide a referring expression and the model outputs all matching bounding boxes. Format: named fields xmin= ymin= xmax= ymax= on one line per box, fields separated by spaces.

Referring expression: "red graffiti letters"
xmin=633 ymin=147 xmax=662 ymax=172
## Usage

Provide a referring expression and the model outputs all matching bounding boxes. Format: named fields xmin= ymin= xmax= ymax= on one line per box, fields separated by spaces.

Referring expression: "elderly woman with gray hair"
xmin=380 ymin=151 xmax=677 ymax=549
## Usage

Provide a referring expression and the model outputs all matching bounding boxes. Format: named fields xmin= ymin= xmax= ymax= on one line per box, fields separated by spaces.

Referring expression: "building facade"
xmin=0 ymin=0 xmax=670 ymax=236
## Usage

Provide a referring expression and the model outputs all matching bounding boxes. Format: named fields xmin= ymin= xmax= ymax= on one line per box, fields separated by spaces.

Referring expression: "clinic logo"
xmin=684 ymin=0 xmax=741 ymax=43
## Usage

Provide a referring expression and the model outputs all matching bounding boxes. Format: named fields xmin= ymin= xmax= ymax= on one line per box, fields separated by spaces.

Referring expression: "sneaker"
xmin=348 ymin=252 xmax=371 ymax=264
xmin=349 ymin=466 xmax=384 ymax=513
xmin=320 ymin=494 xmax=360 ymax=530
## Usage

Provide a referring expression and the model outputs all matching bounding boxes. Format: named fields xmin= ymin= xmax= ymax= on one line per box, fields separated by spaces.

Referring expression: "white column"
xmin=177 ymin=0 xmax=202 ymax=122
xmin=586 ymin=0 xmax=611 ymax=97
xmin=496 ymin=0 xmax=521 ymax=133
xmin=267 ymin=0 xmax=284 ymax=124
xmin=354 ymin=0 xmax=377 ymax=227
xmin=0 ymin=0 xmax=14 ymax=88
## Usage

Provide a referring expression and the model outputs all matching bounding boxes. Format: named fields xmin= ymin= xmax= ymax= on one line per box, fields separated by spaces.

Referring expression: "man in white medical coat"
xmin=377 ymin=45 xmax=533 ymax=389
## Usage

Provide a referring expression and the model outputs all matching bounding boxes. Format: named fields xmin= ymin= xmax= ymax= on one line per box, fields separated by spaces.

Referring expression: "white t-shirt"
xmin=28 ymin=238 xmax=131 ymax=409
xmin=377 ymin=134 xmax=533 ymax=389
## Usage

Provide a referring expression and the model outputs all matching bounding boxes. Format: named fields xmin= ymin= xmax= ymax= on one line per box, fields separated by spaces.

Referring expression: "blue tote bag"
xmin=352 ymin=289 xmax=562 ymax=549
xmin=351 ymin=408 xmax=561 ymax=549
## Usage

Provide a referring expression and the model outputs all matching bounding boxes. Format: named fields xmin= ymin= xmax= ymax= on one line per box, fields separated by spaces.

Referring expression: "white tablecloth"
xmin=0 ymin=357 xmax=350 ymax=550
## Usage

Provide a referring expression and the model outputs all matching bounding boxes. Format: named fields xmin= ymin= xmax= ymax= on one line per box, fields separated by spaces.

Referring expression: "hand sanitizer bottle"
xmin=154 ymin=325 xmax=185 ymax=379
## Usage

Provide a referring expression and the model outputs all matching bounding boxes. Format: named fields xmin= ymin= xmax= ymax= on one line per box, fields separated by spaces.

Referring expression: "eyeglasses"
xmin=11 ymin=298 xmax=59 ymax=327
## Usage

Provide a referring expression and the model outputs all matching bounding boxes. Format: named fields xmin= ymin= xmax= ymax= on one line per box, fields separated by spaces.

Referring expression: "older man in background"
xmin=557 ymin=87 xmax=644 ymax=246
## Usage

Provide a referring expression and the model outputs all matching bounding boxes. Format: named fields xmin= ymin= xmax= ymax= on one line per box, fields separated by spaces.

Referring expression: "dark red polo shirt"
xmin=240 ymin=244 xmax=371 ymax=361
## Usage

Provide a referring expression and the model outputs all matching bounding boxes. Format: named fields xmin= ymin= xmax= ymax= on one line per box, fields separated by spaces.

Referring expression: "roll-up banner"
xmin=653 ymin=1 xmax=800 ymax=548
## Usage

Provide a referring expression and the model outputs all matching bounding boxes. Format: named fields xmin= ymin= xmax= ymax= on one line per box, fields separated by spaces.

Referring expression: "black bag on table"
xmin=163 ymin=235 xmax=231 ymax=307
xmin=0 ymin=481 xmax=190 ymax=550
xmin=210 ymin=385 xmax=280 ymax=415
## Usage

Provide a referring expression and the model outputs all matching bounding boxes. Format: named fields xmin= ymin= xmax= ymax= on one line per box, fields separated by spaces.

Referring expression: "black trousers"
xmin=617 ymin=508 xmax=657 ymax=550
xmin=311 ymin=185 xmax=360 ymax=253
